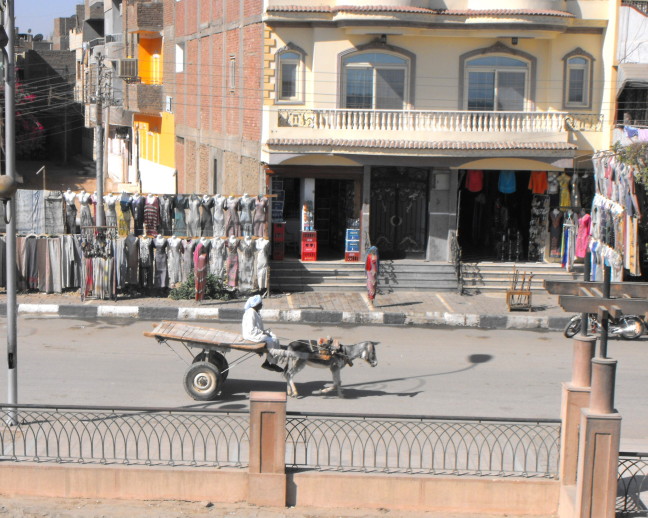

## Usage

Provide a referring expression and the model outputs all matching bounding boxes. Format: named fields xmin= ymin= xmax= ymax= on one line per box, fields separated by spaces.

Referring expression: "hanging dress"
xmin=139 ymin=236 xmax=153 ymax=289
xmin=212 ymin=195 xmax=226 ymax=238
xmin=239 ymin=196 xmax=255 ymax=236
xmin=181 ymin=239 xmax=196 ymax=282
xmin=200 ymin=196 xmax=214 ymax=237
xmin=119 ymin=193 xmax=132 ymax=236
xmin=187 ymin=196 xmax=201 ymax=237
xmin=253 ymin=196 xmax=269 ymax=237
xmin=558 ymin=173 xmax=571 ymax=208
xmin=209 ymin=237 xmax=226 ymax=278
xmin=131 ymin=195 xmax=146 ymax=236
xmin=224 ymin=197 xmax=241 ymax=236
xmin=528 ymin=171 xmax=548 ymax=194
xmin=44 ymin=191 xmax=65 ymax=235
xmin=173 ymin=194 xmax=188 ymax=236
xmin=160 ymin=195 xmax=175 ymax=236
xmin=365 ymin=247 xmax=379 ymax=301
xmin=575 ymin=213 xmax=591 ymax=259
xmin=64 ymin=192 xmax=77 ymax=234
xmin=193 ymin=240 xmax=210 ymax=301
xmin=225 ymin=238 xmax=239 ymax=287
xmin=123 ymin=234 xmax=140 ymax=286
xmin=238 ymin=237 xmax=255 ymax=293
xmin=256 ymin=238 xmax=270 ymax=292
xmin=144 ymin=195 xmax=161 ymax=237
xmin=78 ymin=193 xmax=94 ymax=236
xmin=549 ymin=210 xmax=563 ymax=258
xmin=104 ymin=195 xmax=118 ymax=238
xmin=167 ymin=237 xmax=184 ymax=286
xmin=153 ymin=237 xmax=169 ymax=289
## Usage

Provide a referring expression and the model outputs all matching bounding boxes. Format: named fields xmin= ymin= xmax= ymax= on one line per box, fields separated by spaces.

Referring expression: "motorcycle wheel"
xmin=564 ymin=316 xmax=581 ymax=338
xmin=619 ymin=316 xmax=645 ymax=340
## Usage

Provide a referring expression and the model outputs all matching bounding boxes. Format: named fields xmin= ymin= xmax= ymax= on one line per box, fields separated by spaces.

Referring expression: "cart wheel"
xmin=183 ymin=361 xmax=223 ymax=401
xmin=192 ymin=351 xmax=229 ymax=381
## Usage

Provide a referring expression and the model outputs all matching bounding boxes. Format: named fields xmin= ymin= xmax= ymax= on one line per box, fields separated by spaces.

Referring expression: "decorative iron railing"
xmin=278 ymin=109 xmax=569 ymax=133
xmin=623 ymin=0 xmax=648 ymax=15
xmin=0 ymin=405 xmax=249 ymax=468
xmin=285 ymin=412 xmax=561 ymax=477
xmin=618 ymin=452 xmax=648 ymax=516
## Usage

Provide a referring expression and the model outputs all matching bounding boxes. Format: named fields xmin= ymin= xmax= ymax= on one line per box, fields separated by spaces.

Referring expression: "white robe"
xmin=242 ymin=308 xmax=278 ymax=348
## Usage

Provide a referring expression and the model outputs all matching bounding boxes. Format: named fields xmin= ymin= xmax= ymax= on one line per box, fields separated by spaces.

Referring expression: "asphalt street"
xmin=0 ymin=316 xmax=646 ymax=451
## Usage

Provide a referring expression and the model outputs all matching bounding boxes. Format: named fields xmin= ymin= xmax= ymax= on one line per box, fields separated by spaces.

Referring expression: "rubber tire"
xmin=192 ymin=351 xmax=229 ymax=381
xmin=619 ymin=316 xmax=645 ymax=340
xmin=183 ymin=361 xmax=223 ymax=401
xmin=564 ymin=316 xmax=581 ymax=338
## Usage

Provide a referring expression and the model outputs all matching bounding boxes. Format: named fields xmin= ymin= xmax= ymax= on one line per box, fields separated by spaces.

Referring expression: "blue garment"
xmin=624 ymin=126 xmax=639 ymax=138
xmin=498 ymin=171 xmax=516 ymax=194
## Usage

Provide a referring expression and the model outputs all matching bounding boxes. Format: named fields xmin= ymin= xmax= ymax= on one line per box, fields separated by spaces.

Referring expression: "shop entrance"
xmin=314 ymin=178 xmax=356 ymax=258
xmin=370 ymin=167 xmax=429 ymax=259
xmin=457 ymin=170 xmax=533 ymax=261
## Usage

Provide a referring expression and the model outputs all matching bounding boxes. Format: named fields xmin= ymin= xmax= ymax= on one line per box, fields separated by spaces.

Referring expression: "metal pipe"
xmin=5 ymin=0 xmax=18 ymax=425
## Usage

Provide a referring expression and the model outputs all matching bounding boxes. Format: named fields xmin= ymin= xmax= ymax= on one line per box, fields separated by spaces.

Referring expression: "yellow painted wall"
xmin=134 ymin=112 xmax=175 ymax=168
xmin=138 ymin=37 xmax=163 ymax=85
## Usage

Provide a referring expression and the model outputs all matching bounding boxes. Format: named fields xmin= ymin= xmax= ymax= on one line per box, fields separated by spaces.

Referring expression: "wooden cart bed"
xmin=144 ymin=321 xmax=267 ymax=352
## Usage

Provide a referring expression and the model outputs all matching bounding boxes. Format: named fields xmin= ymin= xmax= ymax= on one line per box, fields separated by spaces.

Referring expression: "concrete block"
xmin=383 ymin=312 xmax=406 ymax=325
xmin=478 ymin=315 xmax=508 ymax=329
xmin=301 ymin=310 xmax=343 ymax=324
xmin=548 ymin=316 xmax=571 ymax=331
xmin=18 ymin=304 xmax=59 ymax=314
xmin=444 ymin=313 xmax=466 ymax=326
xmin=138 ymin=307 xmax=179 ymax=321
xmin=178 ymin=308 xmax=219 ymax=320
xmin=97 ymin=306 xmax=138 ymax=318
xmin=506 ymin=315 xmax=547 ymax=329
xmin=280 ymin=310 xmax=302 ymax=322
xmin=218 ymin=308 xmax=244 ymax=321
xmin=58 ymin=305 xmax=98 ymax=319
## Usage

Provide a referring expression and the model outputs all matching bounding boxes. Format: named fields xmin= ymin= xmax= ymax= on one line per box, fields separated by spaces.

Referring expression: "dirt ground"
xmin=0 ymin=496 xmax=552 ymax=518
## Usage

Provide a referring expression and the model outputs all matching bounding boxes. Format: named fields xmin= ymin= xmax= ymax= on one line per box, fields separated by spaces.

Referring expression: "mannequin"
xmin=253 ymin=195 xmax=269 ymax=237
xmin=181 ymin=238 xmax=196 ymax=282
xmin=173 ymin=194 xmax=188 ymax=236
xmin=64 ymin=189 xmax=77 ymax=234
xmin=209 ymin=236 xmax=226 ymax=278
xmin=153 ymin=234 xmax=169 ymax=290
xmin=104 ymin=193 xmax=118 ymax=237
xmin=167 ymin=235 xmax=184 ymax=286
xmin=139 ymin=234 xmax=153 ymax=290
xmin=119 ymin=191 xmax=132 ymax=236
xmin=570 ymin=172 xmax=581 ymax=208
xmin=224 ymin=195 xmax=241 ymax=236
xmin=187 ymin=194 xmax=201 ymax=237
xmin=124 ymin=233 xmax=140 ymax=286
xmin=130 ymin=193 xmax=146 ymax=236
xmin=77 ymin=190 xmax=94 ymax=236
xmin=225 ymin=235 xmax=239 ymax=287
xmin=255 ymin=238 xmax=270 ymax=293
xmin=238 ymin=235 xmax=255 ymax=293
xmin=144 ymin=193 xmax=161 ymax=237
xmin=193 ymin=237 xmax=210 ymax=302
xmin=160 ymin=194 xmax=175 ymax=235
xmin=239 ymin=193 xmax=255 ymax=236
xmin=558 ymin=172 xmax=571 ymax=208
xmin=212 ymin=194 xmax=226 ymax=238
xmin=200 ymin=194 xmax=214 ymax=237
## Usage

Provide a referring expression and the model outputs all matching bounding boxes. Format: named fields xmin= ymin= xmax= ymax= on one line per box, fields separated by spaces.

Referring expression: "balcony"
xmin=126 ymin=81 xmax=163 ymax=115
xmin=127 ymin=1 xmax=163 ymax=34
xmin=269 ymin=109 xmax=603 ymax=154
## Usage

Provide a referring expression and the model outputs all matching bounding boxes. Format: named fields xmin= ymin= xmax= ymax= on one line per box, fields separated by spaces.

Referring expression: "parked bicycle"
xmin=563 ymin=313 xmax=645 ymax=340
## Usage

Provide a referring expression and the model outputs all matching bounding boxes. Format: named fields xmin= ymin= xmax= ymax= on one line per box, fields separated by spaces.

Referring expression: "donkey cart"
xmin=144 ymin=321 xmax=268 ymax=401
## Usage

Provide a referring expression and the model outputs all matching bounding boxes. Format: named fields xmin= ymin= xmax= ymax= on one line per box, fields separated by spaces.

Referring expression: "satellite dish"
xmin=34 ymin=34 xmax=44 ymax=41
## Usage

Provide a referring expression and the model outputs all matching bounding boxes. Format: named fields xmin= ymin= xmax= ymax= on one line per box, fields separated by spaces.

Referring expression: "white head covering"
xmin=244 ymin=294 xmax=262 ymax=310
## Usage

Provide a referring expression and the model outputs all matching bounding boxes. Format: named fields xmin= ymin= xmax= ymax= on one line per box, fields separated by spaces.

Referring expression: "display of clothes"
xmin=557 ymin=172 xmax=571 ymax=208
xmin=528 ymin=171 xmax=548 ymax=195
xmin=527 ymin=195 xmax=549 ymax=262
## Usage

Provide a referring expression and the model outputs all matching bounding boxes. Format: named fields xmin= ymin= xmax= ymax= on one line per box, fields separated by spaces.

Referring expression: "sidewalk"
xmin=0 ymin=288 xmax=572 ymax=331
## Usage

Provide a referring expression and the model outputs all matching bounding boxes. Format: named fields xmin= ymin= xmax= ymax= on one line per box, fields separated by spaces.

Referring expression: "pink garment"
xmin=638 ymin=128 xmax=648 ymax=142
xmin=575 ymin=213 xmax=591 ymax=258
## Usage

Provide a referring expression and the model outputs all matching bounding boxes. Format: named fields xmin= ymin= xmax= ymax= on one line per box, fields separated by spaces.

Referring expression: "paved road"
xmin=0 ymin=316 xmax=646 ymax=450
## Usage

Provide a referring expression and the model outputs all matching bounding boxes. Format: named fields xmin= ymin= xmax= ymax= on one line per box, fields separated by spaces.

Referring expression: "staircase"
xmin=270 ymin=259 xmax=459 ymax=292
xmin=461 ymin=262 xmax=583 ymax=292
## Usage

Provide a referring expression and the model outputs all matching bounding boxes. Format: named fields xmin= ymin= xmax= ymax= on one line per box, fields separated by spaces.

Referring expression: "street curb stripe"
xmin=97 ymin=306 xmax=139 ymax=318
xmin=178 ymin=308 xmax=219 ymax=320
xmin=18 ymin=304 xmax=59 ymax=314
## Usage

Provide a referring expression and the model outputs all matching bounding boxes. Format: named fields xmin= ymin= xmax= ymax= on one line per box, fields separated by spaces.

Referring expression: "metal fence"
xmin=0 ymin=405 xmax=249 ymax=468
xmin=618 ymin=452 xmax=648 ymax=516
xmin=285 ymin=412 xmax=561 ymax=477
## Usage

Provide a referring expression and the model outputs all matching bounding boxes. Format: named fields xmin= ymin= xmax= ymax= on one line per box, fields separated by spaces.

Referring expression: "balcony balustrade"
xmin=126 ymin=82 xmax=163 ymax=115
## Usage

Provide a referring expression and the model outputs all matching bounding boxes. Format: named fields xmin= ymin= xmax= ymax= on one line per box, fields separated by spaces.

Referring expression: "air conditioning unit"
xmin=118 ymin=58 xmax=138 ymax=79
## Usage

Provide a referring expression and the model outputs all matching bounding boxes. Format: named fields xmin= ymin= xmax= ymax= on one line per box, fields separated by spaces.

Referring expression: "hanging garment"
xmin=200 ymin=196 xmax=214 ymax=237
xmin=114 ymin=237 xmax=125 ymax=289
xmin=79 ymin=193 xmax=94 ymax=236
xmin=167 ymin=237 xmax=185 ymax=285
xmin=256 ymin=238 xmax=270 ymax=291
xmin=549 ymin=210 xmax=563 ymax=258
xmin=64 ymin=193 xmax=78 ymax=234
xmin=558 ymin=173 xmax=571 ymax=208
xmin=160 ymin=195 xmax=175 ymax=236
xmin=225 ymin=238 xmax=239 ymax=287
xmin=131 ymin=195 xmax=146 ymax=236
xmin=194 ymin=242 xmax=209 ymax=302
xmin=104 ymin=195 xmax=118 ymax=237
xmin=253 ymin=196 xmax=269 ymax=237
xmin=153 ymin=237 xmax=169 ymax=289
xmin=187 ymin=196 xmax=201 ymax=237
xmin=465 ymin=170 xmax=484 ymax=193
xmin=25 ymin=236 xmax=39 ymax=289
xmin=119 ymin=193 xmax=132 ymax=236
xmin=547 ymin=172 xmax=559 ymax=195
xmin=36 ymin=238 xmax=51 ymax=293
xmin=117 ymin=205 xmax=130 ymax=238
xmin=144 ymin=195 xmax=161 ymax=237
xmin=212 ymin=195 xmax=227 ymax=238
xmin=238 ymin=237 xmax=256 ymax=293
xmin=498 ymin=171 xmax=516 ymax=194
xmin=16 ymin=236 xmax=28 ymax=290
xmin=239 ymin=196 xmax=255 ymax=236
xmin=173 ymin=195 xmax=188 ymax=236
xmin=365 ymin=247 xmax=379 ymax=301
xmin=626 ymin=216 xmax=641 ymax=276
xmin=224 ymin=197 xmax=241 ymax=236
xmin=44 ymin=191 xmax=65 ymax=234
xmin=139 ymin=236 xmax=153 ymax=289
xmin=124 ymin=234 xmax=140 ymax=286
xmin=48 ymin=237 xmax=63 ymax=293
xmin=209 ymin=237 xmax=226 ymax=278
xmin=528 ymin=171 xmax=548 ymax=194
xmin=575 ymin=213 xmax=591 ymax=258
xmin=181 ymin=239 xmax=196 ymax=282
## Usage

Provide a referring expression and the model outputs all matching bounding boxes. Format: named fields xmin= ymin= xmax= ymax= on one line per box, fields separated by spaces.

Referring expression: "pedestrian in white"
xmin=241 ymin=295 xmax=283 ymax=372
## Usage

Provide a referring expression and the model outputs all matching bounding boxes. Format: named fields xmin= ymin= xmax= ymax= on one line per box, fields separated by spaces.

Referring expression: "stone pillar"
xmin=559 ymin=336 xmax=596 ymax=485
xmin=248 ymin=391 xmax=287 ymax=507
xmin=360 ymin=165 xmax=371 ymax=255
xmin=574 ymin=359 xmax=621 ymax=518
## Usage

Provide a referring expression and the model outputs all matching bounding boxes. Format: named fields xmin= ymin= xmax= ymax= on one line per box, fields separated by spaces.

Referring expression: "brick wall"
xmin=176 ymin=138 xmax=186 ymax=191
xmin=199 ymin=144 xmax=210 ymax=193
xmin=186 ymin=139 xmax=197 ymax=192
xmin=243 ymin=24 xmax=262 ymax=141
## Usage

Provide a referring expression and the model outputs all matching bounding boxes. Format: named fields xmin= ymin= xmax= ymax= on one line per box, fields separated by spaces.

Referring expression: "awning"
xmin=617 ymin=63 xmax=648 ymax=97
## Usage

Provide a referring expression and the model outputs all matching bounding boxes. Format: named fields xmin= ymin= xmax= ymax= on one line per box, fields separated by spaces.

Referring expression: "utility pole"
xmin=94 ymin=54 xmax=105 ymax=226
xmin=3 ymin=0 xmax=17 ymax=425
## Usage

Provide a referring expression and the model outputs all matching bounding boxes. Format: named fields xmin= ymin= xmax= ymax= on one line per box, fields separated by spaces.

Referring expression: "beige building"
xmin=261 ymin=0 xmax=619 ymax=262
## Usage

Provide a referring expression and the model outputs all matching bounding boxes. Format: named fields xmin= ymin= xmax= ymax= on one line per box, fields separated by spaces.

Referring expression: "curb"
xmin=6 ymin=303 xmax=572 ymax=331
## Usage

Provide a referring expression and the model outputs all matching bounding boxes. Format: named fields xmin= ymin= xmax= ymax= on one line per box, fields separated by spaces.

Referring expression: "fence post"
xmin=574 ymin=358 xmax=621 ymax=518
xmin=248 ymin=391 xmax=287 ymax=507
xmin=560 ymin=335 xmax=596 ymax=485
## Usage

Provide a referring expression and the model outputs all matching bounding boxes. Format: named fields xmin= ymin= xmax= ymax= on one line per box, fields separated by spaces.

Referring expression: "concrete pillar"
xmin=248 ymin=391 xmax=287 ymax=507
xmin=559 ymin=336 xmax=596 ymax=485
xmin=361 ymin=165 xmax=371 ymax=255
xmin=573 ymin=359 xmax=621 ymax=518
xmin=425 ymin=168 xmax=452 ymax=261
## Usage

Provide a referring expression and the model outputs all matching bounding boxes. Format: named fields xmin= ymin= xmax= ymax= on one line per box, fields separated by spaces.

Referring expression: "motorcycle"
xmin=563 ymin=313 xmax=645 ymax=340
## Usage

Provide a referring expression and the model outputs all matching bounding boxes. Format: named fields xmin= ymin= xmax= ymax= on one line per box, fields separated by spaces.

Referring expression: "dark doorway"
xmin=370 ymin=167 xmax=429 ymax=259
xmin=315 ymin=178 xmax=355 ymax=258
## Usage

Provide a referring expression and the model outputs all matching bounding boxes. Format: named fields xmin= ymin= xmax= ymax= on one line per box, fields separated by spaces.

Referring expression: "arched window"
xmin=563 ymin=49 xmax=594 ymax=109
xmin=465 ymin=55 xmax=529 ymax=111
xmin=342 ymin=51 xmax=410 ymax=109
xmin=276 ymin=45 xmax=305 ymax=103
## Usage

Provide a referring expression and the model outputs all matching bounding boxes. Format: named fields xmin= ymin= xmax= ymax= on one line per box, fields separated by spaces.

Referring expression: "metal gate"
xmin=370 ymin=167 xmax=429 ymax=259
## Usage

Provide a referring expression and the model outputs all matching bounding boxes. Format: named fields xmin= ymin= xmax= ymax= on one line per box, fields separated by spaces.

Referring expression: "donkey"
xmin=282 ymin=339 xmax=378 ymax=398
